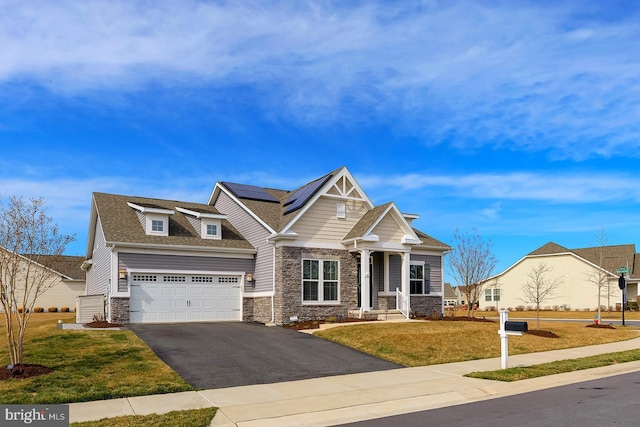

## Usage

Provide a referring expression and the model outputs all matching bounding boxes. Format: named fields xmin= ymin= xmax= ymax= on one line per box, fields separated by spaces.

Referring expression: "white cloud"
xmin=362 ymin=171 xmax=640 ymax=204
xmin=2 ymin=1 xmax=640 ymax=159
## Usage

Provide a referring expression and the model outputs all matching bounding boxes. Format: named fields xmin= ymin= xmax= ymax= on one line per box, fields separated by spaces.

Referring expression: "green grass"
xmin=71 ymin=407 xmax=217 ymax=427
xmin=0 ymin=314 xmax=193 ymax=404
xmin=454 ymin=309 xmax=640 ymax=320
xmin=314 ymin=320 xmax=640 ymax=367
xmin=466 ymin=349 xmax=640 ymax=381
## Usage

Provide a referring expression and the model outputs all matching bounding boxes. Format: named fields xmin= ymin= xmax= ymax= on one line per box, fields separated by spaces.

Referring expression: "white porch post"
xmin=400 ymin=252 xmax=409 ymax=296
xmin=361 ymin=249 xmax=370 ymax=311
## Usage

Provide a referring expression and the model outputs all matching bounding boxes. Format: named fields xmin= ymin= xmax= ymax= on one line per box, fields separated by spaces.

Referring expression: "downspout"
xmin=271 ymin=243 xmax=276 ymax=324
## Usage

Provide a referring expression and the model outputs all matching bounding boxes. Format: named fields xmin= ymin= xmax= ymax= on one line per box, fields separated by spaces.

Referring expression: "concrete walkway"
xmin=68 ymin=335 xmax=640 ymax=426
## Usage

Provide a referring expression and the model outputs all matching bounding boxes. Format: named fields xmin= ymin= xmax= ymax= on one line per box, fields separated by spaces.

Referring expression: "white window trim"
xmin=145 ymin=213 xmax=169 ymax=236
xmin=485 ymin=288 xmax=501 ymax=302
xmin=409 ymin=260 xmax=431 ymax=295
xmin=301 ymin=258 xmax=341 ymax=305
xmin=201 ymin=218 xmax=222 ymax=240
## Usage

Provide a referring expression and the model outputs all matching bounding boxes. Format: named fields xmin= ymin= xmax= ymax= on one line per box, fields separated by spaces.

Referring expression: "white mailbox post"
xmin=498 ymin=309 xmax=528 ymax=369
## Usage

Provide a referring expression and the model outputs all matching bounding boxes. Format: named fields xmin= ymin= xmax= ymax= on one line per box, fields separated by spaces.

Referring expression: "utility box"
xmin=76 ymin=294 xmax=105 ymax=324
xmin=505 ymin=321 xmax=528 ymax=333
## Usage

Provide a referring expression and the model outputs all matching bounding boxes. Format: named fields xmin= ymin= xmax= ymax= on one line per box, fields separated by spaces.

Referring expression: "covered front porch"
xmin=354 ymin=249 xmax=412 ymax=318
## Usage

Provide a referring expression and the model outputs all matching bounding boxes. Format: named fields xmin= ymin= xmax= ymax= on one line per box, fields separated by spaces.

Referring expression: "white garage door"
xmin=129 ymin=273 xmax=242 ymax=323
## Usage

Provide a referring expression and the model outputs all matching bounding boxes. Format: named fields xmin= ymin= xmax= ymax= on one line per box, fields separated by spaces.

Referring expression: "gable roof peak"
xmin=528 ymin=241 xmax=571 ymax=256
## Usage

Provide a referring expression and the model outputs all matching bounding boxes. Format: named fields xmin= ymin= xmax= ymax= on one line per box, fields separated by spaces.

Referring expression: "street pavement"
xmin=339 ymin=370 xmax=640 ymax=426
xmin=68 ymin=325 xmax=640 ymax=426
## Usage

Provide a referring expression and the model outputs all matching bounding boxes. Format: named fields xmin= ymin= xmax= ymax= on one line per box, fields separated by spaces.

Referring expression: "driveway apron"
xmin=128 ymin=322 xmax=401 ymax=389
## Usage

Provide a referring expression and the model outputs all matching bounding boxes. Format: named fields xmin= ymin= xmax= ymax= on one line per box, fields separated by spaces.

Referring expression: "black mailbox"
xmin=505 ymin=321 xmax=528 ymax=333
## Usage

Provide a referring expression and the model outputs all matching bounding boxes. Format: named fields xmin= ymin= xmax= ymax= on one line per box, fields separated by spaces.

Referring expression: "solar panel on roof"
xmin=283 ymin=174 xmax=331 ymax=215
xmin=223 ymin=182 xmax=280 ymax=203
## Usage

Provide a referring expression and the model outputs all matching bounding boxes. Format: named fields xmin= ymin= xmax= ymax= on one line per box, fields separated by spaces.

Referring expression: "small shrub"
xmin=48 ymin=307 xmax=58 ymax=312
xmin=92 ymin=313 xmax=106 ymax=323
xmin=34 ymin=307 xmax=44 ymax=313
xmin=553 ymin=305 xmax=560 ymax=311
xmin=485 ymin=306 xmax=495 ymax=312
xmin=60 ymin=307 xmax=70 ymax=312
xmin=325 ymin=316 xmax=338 ymax=323
xmin=17 ymin=307 xmax=24 ymax=313
xmin=515 ymin=305 xmax=525 ymax=311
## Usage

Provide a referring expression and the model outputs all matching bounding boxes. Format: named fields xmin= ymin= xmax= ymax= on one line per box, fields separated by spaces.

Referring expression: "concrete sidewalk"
xmin=68 ymin=336 xmax=640 ymax=426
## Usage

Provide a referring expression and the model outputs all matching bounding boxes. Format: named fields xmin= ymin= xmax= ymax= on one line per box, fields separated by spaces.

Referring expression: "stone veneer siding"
xmin=274 ymin=247 xmax=359 ymax=324
xmin=409 ymin=295 xmax=442 ymax=317
xmin=110 ymin=297 xmax=130 ymax=324
xmin=376 ymin=295 xmax=396 ymax=311
xmin=243 ymin=296 xmax=272 ymax=323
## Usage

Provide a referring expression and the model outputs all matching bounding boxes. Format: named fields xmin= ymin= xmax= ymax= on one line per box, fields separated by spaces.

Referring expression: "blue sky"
xmin=2 ymin=0 xmax=640 ymax=284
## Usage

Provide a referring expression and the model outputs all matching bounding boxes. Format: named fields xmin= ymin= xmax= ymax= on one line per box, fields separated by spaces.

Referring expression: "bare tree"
xmin=587 ymin=227 xmax=612 ymax=322
xmin=448 ymin=228 xmax=497 ymax=317
xmin=520 ymin=263 xmax=561 ymax=330
xmin=0 ymin=196 xmax=75 ymax=366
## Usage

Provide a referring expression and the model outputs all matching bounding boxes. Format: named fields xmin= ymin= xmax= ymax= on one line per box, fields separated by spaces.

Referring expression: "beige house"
xmin=479 ymin=242 xmax=639 ymax=311
xmin=1 ymin=252 xmax=85 ymax=312
xmin=443 ymin=283 xmax=458 ymax=307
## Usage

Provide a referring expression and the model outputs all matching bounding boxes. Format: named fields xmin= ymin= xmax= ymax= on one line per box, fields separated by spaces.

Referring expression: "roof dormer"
xmin=127 ymin=202 xmax=174 ymax=237
xmin=176 ymin=207 xmax=227 ymax=240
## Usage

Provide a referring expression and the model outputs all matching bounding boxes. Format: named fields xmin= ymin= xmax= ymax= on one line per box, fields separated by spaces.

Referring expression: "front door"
xmin=357 ymin=259 xmax=374 ymax=308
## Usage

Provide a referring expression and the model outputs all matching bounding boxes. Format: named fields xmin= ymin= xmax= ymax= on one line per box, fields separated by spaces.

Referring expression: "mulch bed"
xmin=526 ymin=330 xmax=560 ymax=338
xmin=283 ymin=318 xmax=376 ymax=330
xmin=0 ymin=364 xmax=53 ymax=381
xmin=86 ymin=320 xmax=123 ymax=328
xmin=586 ymin=324 xmax=616 ymax=330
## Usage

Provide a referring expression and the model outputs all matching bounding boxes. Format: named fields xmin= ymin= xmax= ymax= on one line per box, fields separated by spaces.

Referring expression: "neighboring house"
xmin=84 ymin=166 xmax=450 ymax=324
xmin=0 ymin=251 xmax=85 ymax=312
xmin=479 ymin=242 xmax=640 ymax=311
xmin=454 ymin=285 xmax=480 ymax=308
xmin=443 ymin=283 xmax=457 ymax=306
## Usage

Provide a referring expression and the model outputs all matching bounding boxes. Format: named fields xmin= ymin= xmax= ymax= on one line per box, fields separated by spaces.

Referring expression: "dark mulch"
xmin=86 ymin=320 xmax=123 ymax=328
xmin=526 ymin=330 xmax=560 ymax=338
xmin=0 ymin=364 xmax=53 ymax=381
xmin=283 ymin=318 xmax=376 ymax=330
xmin=586 ymin=324 xmax=616 ymax=330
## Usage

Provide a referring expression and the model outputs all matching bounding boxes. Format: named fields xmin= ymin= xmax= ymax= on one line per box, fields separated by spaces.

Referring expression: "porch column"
xmin=361 ymin=249 xmax=370 ymax=311
xmin=400 ymin=252 xmax=409 ymax=296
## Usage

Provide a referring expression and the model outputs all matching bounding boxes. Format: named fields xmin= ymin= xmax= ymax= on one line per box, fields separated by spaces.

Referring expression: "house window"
xmin=151 ymin=219 xmax=164 ymax=232
xmin=206 ymin=224 xmax=218 ymax=236
xmin=410 ymin=262 xmax=431 ymax=294
xmin=485 ymin=288 xmax=500 ymax=302
xmin=302 ymin=259 xmax=339 ymax=303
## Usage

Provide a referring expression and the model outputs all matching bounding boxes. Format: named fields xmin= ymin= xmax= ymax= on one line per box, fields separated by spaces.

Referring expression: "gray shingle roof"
xmin=24 ymin=254 xmax=85 ymax=280
xmin=444 ymin=283 xmax=457 ymax=299
xmin=343 ymin=203 xmax=392 ymax=241
xmin=219 ymin=168 xmax=343 ymax=233
xmin=413 ymin=228 xmax=451 ymax=250
xmin=93 ymin=193 xmax=254 ymax=251
xmin=219 ymin=168 xmax=450 ymax=250
xmin=528 ymin=241 xmax=637 ymax=276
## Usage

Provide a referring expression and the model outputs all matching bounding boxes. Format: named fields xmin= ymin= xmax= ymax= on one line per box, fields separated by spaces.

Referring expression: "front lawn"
xmin=314 ymin=320 xmax=640 ymax=367
xmin=466 ymin=349 xmax=640 ymax=381
xmin=71 ymin=408 xmax=217 ymax=427
xmin=0 ymin=313 xmax=193 ymax=404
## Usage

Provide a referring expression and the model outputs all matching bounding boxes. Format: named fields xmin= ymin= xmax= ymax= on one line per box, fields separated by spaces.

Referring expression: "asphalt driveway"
xmin=128 ymin=322 xmax=401 ymax=389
